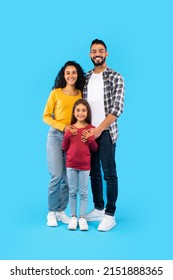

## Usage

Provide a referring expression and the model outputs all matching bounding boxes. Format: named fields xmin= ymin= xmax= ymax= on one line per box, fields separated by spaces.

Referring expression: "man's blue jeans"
xmin=90 ymin=130 xmax=118 ymax=216
xmin=46 ymin=127 xmax=69 ymax=212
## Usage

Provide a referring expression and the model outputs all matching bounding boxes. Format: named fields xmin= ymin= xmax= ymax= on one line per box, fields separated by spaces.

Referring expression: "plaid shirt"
xmin=83 ymin=66 xmax=125 ymax=144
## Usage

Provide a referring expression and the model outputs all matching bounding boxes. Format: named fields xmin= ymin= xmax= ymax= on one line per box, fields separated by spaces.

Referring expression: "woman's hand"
xmin=64 ymin=125 xmax=77 ymax=135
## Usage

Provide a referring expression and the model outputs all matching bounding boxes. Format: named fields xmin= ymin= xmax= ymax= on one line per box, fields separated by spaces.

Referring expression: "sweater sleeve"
xmin=62 ymin=130 xmax=73 ymax=152
xmin=42 ymin=90 xmax=65 ymax=131
xmin=87 ymin=136 xmax=98 ymax=152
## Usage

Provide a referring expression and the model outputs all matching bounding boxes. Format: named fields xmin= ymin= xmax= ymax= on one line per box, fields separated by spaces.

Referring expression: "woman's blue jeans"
xmin=90 ymin=130 xmax=118 ymax=216
xmin=46 ymin=127 xmax=69 ymax=212
xmin=67 ymin=168 xmax=90 ymax=217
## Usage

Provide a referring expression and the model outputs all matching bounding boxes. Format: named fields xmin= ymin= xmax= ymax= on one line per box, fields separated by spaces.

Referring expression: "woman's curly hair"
xmin=52 ymin=61 xmax=86 ymax=91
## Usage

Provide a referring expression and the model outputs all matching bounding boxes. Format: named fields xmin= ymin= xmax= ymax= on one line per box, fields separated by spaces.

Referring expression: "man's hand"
xmin=92 ymin=127 xmax=103 ymax=139
xmin=81 ymin=128 xmax=95 ymax=142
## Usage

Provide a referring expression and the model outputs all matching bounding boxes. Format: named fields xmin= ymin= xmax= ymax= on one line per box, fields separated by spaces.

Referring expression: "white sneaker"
xmin=68 ymin=216 xmax=78 ymax=230
xmin=47 ymin=211 xmax=58 ymax=227
xmin=79 ymin=217 xmax=88 ymax=231
xmin=97 ymin=215 xmax=116 ymax=231
xmin=86 ymin=208 xmax=105 ymax=221
xmin=56 ymin=211 xmax=70 ymax=224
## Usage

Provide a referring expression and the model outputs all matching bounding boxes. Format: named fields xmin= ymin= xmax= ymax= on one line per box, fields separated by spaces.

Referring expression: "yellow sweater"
xmin=43 ymin=88 xmax=82 ymax=131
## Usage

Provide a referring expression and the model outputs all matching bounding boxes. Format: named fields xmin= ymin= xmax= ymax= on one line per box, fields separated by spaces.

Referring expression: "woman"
xmin=43 ymin=61 xmax=85 ymax=227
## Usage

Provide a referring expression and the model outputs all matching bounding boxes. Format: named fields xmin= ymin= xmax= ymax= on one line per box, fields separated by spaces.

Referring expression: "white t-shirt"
xmin=87 ymin=72 xmax=105 ymax=127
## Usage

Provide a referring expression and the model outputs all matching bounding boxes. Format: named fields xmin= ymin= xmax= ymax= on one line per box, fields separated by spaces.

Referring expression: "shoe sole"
xmin=68 ymin=226 xmax=77 ymax=230
xmin=80 ymin=228 xmax=88 ymax=231
xmin=47 ymin=222 xmax=58 ymax=227
xmin=97 ymin=222 xmax=116 ymax=232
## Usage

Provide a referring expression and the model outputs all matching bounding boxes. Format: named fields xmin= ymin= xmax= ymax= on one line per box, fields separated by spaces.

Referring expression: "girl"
xmin=43 ymin=61 xmax=85 ymax=227
xmin=62 ymin=99 xmax=98 ymax=231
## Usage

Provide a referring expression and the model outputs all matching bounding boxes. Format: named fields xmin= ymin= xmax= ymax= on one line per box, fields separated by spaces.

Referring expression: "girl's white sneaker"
xmin=68 ymin=217 xmax=78 ymax=230
xmin=79 ymin=217 xmax=88 ymax=231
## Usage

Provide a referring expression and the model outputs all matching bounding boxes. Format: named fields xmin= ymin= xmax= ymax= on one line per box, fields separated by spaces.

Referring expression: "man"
xmin=83 ymin=39 xmax=125 ymax=231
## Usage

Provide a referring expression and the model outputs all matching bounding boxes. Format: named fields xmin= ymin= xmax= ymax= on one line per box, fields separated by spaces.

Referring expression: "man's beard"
xmin=91 ymin=56 xmax=106 ymax=66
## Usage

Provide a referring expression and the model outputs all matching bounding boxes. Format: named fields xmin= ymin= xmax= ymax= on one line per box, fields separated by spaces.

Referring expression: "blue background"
xmin=0 ymin=0 xmax=173 ymax=260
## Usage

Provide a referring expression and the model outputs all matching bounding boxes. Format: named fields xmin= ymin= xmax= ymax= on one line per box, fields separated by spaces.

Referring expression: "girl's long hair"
xmin=71 ymin=99 xmax=91 ymax=125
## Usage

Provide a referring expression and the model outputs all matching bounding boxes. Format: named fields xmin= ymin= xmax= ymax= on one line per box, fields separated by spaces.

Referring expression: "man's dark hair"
xmin=90 ymin=39 xmax=107 ymax=51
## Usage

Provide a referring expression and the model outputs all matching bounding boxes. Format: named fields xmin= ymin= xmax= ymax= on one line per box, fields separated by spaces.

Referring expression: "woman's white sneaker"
xmin=56 ymin=211 xmax=70 ymax=224
xmin=68 ymin=217 xmax=78 ymax=230
xmin=79 ymin=217 xmax=88 ymax=231
xmin=97 ymin=215 xmax=116 ymax=231
xmin=47 ymin=211 xmax=58 ymax=227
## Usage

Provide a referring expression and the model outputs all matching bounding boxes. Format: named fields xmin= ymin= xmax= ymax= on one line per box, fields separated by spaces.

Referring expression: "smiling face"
xmin=64 ymin=65 xmax=78 ymax=86
xmin=90 ymin=43 xmax=108 ymax=66
xmin=74 ymin=103 xmax=88 ymax=122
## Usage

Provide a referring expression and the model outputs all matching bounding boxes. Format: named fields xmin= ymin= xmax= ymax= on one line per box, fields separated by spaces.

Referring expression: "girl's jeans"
xmin=67 ymin=168 xmax=90 ymax=217
xmin=46 ymin=127 xmax=69 ymax=212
